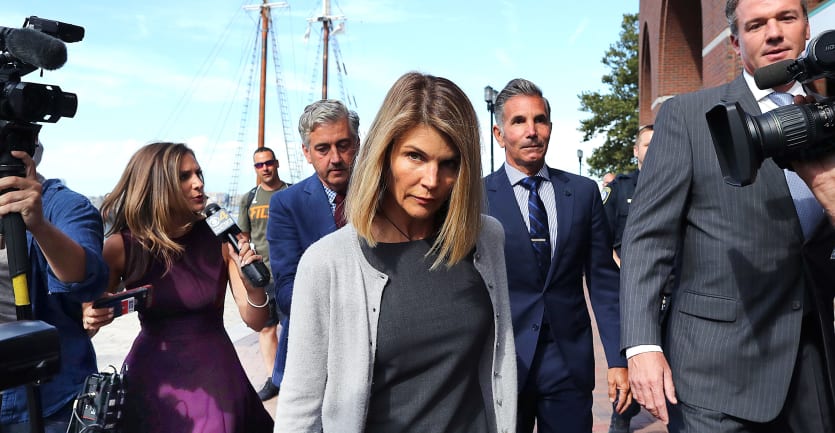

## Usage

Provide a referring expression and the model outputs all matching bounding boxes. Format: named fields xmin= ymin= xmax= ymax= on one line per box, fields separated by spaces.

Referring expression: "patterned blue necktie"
xmin=520 ymin=176 xmax=551 ymax=280
xmin=767 ymin=91 xmax=794 ymax=107
xmin=768 ymin=92 xmax=825 ymax=240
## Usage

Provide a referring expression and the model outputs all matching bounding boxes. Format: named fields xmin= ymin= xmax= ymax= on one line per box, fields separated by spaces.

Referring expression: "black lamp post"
xmin=484 ymin=85 xmax=498 ymax=173
xmin=577 ymin=149 xmax=584 ymax=176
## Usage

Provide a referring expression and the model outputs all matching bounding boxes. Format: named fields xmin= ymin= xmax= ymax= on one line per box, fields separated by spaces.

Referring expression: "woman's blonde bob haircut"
xmin=346 ymin=72 xmax=483 ymax=268
xmin=101 ymin=142 xmax=202 ymax=280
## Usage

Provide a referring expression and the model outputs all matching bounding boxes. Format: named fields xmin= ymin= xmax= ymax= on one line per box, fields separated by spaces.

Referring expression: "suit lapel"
xmin=719 ymin=76 xmax=760 ymax=115
xmin=719 ymin=76 xmax=803 ymax=239
xmin=303 ymin=176 xmax=338 ymax=236
xmin=486 ymin=168 xmax=530 ymax=240
xmin=486 ymin=168 xmax=541 ymax=276
xmin=549 ymin=168 xmax=572 ymax=277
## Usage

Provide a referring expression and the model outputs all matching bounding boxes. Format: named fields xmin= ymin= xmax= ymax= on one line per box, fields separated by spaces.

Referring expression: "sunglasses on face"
xmin=254 ymin=159 xmax=278 ymax=169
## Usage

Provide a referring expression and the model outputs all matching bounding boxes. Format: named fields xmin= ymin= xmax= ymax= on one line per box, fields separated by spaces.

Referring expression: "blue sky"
xmin=2 ymin=1 xmax=637 ymax=198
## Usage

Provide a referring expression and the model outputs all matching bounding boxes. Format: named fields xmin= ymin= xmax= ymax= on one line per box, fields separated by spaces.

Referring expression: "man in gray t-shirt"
xmin=238 ymin=146 xmax=289 ymax=402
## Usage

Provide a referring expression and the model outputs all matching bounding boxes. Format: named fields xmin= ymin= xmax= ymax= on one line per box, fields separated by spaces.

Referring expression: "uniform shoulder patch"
xmin=601 ymin=186 xmax=612 ymax=204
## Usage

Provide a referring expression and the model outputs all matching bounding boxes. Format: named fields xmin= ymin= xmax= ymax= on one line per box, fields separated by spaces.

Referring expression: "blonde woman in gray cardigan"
xmin=274 ymin=72 xmax=517 ymax=433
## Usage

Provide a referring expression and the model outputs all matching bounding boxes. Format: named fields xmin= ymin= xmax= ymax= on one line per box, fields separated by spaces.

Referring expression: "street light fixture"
xmin=577 ymin=149 xmax=584 ymax=176
xmin=484 ymin=85 xmax=499 ymax=173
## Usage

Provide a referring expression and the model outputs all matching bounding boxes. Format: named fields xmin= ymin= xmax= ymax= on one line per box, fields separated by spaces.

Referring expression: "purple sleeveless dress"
xmin=120 ymin=221 xmax=273 ymax=433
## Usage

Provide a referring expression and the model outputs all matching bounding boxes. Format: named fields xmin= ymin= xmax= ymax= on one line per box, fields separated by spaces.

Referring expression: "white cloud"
xmin=568 ymin=18 xmax=589 ymax=46
xmin=332 ymin=0 xmax=409 ymax=24
xmin=135 ymin=14 xmax=150 ymax=39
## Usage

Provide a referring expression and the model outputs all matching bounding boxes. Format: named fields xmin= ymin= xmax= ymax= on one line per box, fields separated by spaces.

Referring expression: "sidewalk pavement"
xmin=588 ymin=293 xmax=667 ymax=433
xmin=92 ymin=288 xmax=666 ymax=431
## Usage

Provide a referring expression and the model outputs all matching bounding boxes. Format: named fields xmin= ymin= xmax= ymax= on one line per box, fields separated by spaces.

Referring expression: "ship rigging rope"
xmin=205 ymin=17 xmax=260 ymax=166
xmin=155 ymin=4 xmax=249 ymax=142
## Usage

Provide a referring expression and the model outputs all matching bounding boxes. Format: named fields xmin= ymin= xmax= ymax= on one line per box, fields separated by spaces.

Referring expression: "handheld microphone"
xmin=204 ymin=203 xmax=271 ymax=287
xmin=754 ymin=30 xmax=835 ymax=90
xmin=0 ymin=26 xmax=67 ymax=70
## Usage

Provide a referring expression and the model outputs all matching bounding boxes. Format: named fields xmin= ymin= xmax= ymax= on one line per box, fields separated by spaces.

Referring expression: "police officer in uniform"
xmin=603 ymin=124 xmax=652 ymax=263
xmin=601 ymin=124 xmax=652 ymax=433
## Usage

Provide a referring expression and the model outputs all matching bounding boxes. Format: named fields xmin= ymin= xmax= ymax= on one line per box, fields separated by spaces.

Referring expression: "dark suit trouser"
xmin=669 ymin=314 xmax=834 ymax=433
xmin=271 ymin=315 xmax=289 ymax=387
xmin=517 ymin=325 xmax=592 ymax=433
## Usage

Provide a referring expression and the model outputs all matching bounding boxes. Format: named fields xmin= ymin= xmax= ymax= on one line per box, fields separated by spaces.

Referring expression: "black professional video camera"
xmin=705 ymin=30 xmax=835 ymax=187
xmin=0 ymin=16 xmax=82 ymax=177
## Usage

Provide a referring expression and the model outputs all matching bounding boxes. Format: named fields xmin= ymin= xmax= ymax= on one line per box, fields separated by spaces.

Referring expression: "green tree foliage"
xmin=578 ymin=13 xmax=639 ymax=178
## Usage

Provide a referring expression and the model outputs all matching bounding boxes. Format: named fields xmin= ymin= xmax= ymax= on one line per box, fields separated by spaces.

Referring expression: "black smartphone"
xmin=92 ymin=285 xmax=152 ymax=317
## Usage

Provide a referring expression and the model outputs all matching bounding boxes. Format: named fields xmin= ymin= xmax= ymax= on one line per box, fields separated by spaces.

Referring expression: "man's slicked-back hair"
xmin=725 ymin=0 xmax=808 ymax=36
xmin=493 ymin=78 xmax=551 ymax=131
xmin=297 ymin=99 xmax=360 ymax=148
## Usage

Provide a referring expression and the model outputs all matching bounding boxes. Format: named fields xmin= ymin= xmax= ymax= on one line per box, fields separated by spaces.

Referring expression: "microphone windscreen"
xmin=205 ymin=203 xmax=221 ymax=215
xmin=754 ymin=59 xmax=795 ymax=90
xmin=6 ymin=27 xmax=66 ymax=70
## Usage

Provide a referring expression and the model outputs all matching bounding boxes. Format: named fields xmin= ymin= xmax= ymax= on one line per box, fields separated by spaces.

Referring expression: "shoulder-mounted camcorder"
xmin=706 ymin=30 xmax=835 ymax=187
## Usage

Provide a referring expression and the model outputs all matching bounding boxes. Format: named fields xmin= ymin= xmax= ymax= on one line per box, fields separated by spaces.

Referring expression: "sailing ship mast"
xmin=236 ymin=0 xmax=291 ymax=192
xmin=228 ymin=0 xmax=351 ymax=205
xmin=256 ymin=1 xmax=274 ymax=149
xmin=312 ymin=0 xmax=345 ymax=99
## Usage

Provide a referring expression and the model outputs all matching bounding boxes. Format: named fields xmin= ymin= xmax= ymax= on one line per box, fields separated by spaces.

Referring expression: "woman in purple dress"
xmin=84 ymin=142 xmax=274 ymax=433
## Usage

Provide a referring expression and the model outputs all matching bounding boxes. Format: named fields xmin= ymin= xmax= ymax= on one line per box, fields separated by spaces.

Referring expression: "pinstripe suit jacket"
xmin=620 ymin=75 xmax=835 ymax=422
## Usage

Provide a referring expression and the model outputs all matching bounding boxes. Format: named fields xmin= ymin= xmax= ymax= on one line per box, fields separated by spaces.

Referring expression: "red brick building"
xmin=638 ymin=0 xmax=832 ymax=125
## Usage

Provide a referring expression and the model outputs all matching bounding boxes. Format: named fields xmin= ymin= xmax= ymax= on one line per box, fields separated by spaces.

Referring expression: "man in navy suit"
xmin=266 ymin=99 xmax=360 ymax=392
xmin=484 ymin=78 xmax=627 ymax=433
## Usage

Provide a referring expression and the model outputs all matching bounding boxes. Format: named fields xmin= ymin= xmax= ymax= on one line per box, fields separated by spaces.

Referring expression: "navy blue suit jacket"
xmin=485 ymin=165 xmax=624 ymax=393
xmin=267 ymin=173 xmax=337 ymax=385
xmin=268 ymin=173 xmax=338 ymax=316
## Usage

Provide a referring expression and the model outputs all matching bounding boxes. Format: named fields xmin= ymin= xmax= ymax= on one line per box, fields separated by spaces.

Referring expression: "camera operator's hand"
xmin=0 ymin=150 xmax=88 ymax=282
xmin=793 ymin=94 xmax=817 ymax=105
xmin=81 ymin=300 xmax=115 ymax=337
xmin=0 ymin=150 xmax=45 ymax=229
xmin=794 ymin=152 xmax=835 ymax=227
xmin=787 ymin=94 xmax=835 ymax=226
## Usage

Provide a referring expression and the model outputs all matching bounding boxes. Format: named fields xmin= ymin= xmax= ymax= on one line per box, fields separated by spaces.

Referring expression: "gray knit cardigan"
xmin=274 ymin=215 xmax=517 ymax=433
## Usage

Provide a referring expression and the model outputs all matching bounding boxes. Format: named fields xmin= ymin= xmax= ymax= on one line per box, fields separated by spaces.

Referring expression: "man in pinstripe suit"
xmin=620 ymin=0 xmax=835 ymax=432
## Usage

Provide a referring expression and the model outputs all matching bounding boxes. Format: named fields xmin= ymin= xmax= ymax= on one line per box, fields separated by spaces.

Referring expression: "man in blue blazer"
xmin=266 ymin=99 xmax=360 ymax=391
xmin=484 ymin=78 xmax=627 ymax=433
